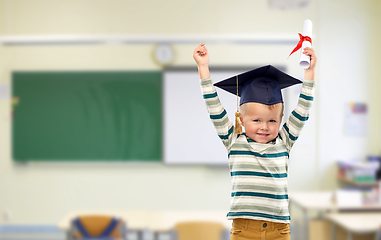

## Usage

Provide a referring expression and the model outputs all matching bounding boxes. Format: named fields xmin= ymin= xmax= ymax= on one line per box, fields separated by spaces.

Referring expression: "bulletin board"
xmin=12 ymin=71 xmax=162 ymax=162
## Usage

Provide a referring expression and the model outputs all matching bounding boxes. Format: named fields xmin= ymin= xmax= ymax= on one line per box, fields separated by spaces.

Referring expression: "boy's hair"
xmin=240 ymin=102 xmax=284 ymax=117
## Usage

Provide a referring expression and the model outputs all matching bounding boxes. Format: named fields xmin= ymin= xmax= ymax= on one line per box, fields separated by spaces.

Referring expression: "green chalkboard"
xmin=12 ymin=71 xmax=162 ymax=162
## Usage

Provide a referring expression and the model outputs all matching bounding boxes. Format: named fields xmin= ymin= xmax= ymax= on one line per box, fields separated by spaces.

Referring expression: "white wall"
xmin=369 ymin=0 xmax=381 ymax=156
xmin=317 ymin=0 xmax=378 ymax=190
xmin=0 ymin=0 xmax=379 ymax=224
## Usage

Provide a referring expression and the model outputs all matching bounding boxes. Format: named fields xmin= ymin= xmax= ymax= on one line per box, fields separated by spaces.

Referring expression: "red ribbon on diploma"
xmin=288 ymin=33 xmax=312 ymax=58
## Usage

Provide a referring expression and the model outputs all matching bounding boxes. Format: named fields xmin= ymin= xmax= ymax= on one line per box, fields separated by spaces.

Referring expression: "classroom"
xmin=0 ymin=0 xmax=380 ymax=240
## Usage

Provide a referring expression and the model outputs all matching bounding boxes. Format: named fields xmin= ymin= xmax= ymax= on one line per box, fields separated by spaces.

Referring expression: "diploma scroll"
xmin=299 ymin=19 xmax=313 ymax=69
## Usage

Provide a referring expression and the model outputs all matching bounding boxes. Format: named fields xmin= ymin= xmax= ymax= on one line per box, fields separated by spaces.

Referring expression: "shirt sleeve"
xmin=200 ymin=77 xmax=236 ymax=150
xmin=279 ymin=80 xmax=315 ymax=152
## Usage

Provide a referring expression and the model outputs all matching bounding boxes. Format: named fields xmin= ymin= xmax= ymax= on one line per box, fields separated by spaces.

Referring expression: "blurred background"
xmin=0 ymin=0 xmax=380 ymax=239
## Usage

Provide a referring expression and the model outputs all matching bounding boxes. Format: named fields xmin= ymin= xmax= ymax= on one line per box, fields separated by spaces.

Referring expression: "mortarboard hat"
xmin=214 ymin=65 xmax=302 ymax=106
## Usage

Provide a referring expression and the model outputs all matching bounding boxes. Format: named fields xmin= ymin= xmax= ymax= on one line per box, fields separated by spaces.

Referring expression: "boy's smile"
xmin=241 ymin=102 xmax=283 ymax=144
xmin=257 ymin=133 xmax=270 ymax=137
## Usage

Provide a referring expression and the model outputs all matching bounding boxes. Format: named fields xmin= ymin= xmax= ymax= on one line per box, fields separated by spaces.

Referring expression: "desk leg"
xmin=153 ymin=231 xmax=159 ymax=240
xmin=303 ymin=209 xmax=309 ymax=240
xmin=375 ymin=230 xmax=380 ymax=240
xmin=66 ymin=229 xmax=73 ymax=240
xmin=331 ymin=223 xmax=336 ymax=240
xmin=347 ymin=231 xmax=353 ymax=240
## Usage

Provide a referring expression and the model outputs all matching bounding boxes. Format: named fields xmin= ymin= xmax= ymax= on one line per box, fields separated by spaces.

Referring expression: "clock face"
xmin=153 ymin=44 xmax=175 ymax=66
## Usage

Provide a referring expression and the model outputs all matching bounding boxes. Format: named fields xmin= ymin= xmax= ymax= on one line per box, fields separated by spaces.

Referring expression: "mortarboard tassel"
xmin=235 ymin=76 xmax=243 ymax=135
xmin=235 ymin=111 xmax=242 ymax=134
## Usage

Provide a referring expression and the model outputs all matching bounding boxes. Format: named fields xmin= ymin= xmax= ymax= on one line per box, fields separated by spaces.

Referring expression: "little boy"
xmin=193 ymin=43 xmax=316 ymax=240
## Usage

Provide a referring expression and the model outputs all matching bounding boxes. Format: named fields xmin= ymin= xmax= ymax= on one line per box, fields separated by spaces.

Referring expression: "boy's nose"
xmin=261 ymin=124 xmax=268 ymax=130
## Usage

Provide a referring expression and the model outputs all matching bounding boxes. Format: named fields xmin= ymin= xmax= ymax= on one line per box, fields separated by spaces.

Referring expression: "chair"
xmin=376 ymin=227 xmax=381 ymax=240
xmin=68 ymin=215 xmax=127 ymax=240
xmin=173 ymin=221 xmax=226 ymax=240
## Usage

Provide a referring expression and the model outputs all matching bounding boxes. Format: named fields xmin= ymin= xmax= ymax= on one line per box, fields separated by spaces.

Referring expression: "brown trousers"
xmin=230 ymin=218 xmax=291 ymax=240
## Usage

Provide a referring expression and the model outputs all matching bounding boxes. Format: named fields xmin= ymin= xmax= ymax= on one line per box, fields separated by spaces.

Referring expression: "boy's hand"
xmin=193 ymin=43 xmax=209 ymax=67
xmin=302 ymin=47 xmax=317 ymax=81
xmin=193 ymin=43 xmax=210 ymax=79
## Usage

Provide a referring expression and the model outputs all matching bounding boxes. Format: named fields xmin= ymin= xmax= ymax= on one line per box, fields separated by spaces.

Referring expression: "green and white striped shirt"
xmin=201 ymin=78 xmax=315 ymax=223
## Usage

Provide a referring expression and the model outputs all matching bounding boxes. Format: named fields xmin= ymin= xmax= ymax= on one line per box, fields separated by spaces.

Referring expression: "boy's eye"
xmin=269 ymin=120 xmax=276 ymax=123
xmin=253 ymin=119 xmax=260 ymax=122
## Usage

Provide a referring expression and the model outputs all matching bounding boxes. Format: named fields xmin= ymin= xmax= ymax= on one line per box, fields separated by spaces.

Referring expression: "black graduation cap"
xmin=214 ymin=65 xmax=302 ymax=105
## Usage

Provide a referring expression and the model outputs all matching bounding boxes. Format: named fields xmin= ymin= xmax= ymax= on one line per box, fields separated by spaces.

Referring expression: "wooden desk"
xmin=289 ymin=191 xmax=381 ymax=239
xmin=326 ymin=213 xmax=381 ymax=240
xmin=289 ymin=191 xmax=334 ymax=212
xmin=58 ymin=210 xmax=232 ymax=232
xmin=289 ymin=191 xmax=335 ymax=240
xmin=289 ymin=191 xmax=381 ymax=212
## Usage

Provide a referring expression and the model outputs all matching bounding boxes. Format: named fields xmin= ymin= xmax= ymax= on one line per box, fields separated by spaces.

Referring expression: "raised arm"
xmin=193 ymin=43 xmax=211 ymax=79
xmin=193 ymin=44 xmax=235 ymax=150
xmin=303 ymin=47 xmax=317 ymax=81
xmin=280 ymin=47 xmax=317 ymax=151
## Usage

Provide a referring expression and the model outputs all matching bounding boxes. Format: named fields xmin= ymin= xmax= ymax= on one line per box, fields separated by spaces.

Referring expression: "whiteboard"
xmin=164 ymin=67 xmax=261 ymax=165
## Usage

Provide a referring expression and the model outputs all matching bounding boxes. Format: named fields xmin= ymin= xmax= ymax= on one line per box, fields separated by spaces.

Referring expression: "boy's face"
xmin=241 ymin=102 xmax=283 ymax=144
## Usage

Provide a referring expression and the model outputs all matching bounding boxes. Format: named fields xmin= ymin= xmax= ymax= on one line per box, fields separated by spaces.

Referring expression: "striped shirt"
xmin=201 ymin=77 xmax=315 ymax=223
